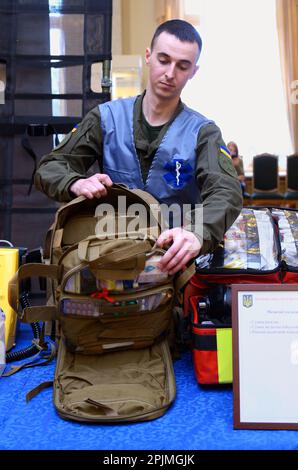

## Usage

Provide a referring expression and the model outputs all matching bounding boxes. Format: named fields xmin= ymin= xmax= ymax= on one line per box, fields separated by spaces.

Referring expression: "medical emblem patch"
xmin=163 ymin=159 xmax=193 ymax=188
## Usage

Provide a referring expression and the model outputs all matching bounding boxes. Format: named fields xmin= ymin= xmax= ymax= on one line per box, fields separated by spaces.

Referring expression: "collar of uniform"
xmin=134 ymin=92 xmax=148 ymax=152
xmin=133 ymin=91 xmax=184 ymax=154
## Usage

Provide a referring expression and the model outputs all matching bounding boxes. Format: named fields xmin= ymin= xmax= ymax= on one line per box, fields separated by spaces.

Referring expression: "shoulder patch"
xmin=71 ymin=124 xmax=79 ymax=133
xmin=52 ymin=118 xmax=94 ymax=153
xmin=218 ymin=146 xmax=237 ymax=177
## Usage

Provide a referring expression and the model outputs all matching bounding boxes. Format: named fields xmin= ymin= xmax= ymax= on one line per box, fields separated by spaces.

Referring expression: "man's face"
xmin=145 ymin=31 xmax=199 ymax=100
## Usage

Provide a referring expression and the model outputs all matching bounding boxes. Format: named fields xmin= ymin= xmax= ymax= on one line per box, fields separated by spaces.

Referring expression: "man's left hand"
xmin=156 ymin=227 xmax=201 ymax=275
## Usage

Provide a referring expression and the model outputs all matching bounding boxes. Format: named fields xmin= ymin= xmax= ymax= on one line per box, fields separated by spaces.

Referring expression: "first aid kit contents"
xmin=196 ymin=208 xmax=279 ymax=272
xmin=186 ymin=207 xmax=284 ymax=386
xmin=272 ymin=209 xmax=298 ymax=268
xmin=64 ymin=255 xmax=168 ymax=294
xmin=61 ymin=290 xmax=172 ymax=318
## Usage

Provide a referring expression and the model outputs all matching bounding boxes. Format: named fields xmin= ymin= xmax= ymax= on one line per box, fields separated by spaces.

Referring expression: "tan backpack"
xmin=8 ymin=184 xmax=194 ymax=423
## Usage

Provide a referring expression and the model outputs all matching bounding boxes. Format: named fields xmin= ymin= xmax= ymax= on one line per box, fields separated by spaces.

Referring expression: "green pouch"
xmin=54 ymin=336 xmax=176 ymax=423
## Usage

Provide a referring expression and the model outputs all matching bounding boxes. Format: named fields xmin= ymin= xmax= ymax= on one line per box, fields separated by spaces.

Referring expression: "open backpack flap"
xmin=8 ymin=184 xmax=194 ymax=423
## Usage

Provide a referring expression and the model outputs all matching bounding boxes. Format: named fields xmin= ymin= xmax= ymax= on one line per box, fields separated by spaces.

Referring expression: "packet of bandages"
xmin=137 ymin=255 xmax=168 ymax=283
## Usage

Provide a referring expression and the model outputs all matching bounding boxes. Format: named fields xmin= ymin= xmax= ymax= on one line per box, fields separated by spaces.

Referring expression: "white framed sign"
xmin=232 ymin=284 xmax=298 ymax=429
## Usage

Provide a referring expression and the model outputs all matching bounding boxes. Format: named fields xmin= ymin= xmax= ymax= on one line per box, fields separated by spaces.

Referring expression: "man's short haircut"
xmin=150 ymin=19 xmax=202 ymax=56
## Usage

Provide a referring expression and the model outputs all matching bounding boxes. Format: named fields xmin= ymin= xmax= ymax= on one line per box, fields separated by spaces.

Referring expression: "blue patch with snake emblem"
xmin=163 ymin=159 xmax=193 ymax=189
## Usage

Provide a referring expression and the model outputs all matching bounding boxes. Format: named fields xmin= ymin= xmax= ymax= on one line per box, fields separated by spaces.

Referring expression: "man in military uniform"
xmin=35 ymin=19 xmax=242 ymax=275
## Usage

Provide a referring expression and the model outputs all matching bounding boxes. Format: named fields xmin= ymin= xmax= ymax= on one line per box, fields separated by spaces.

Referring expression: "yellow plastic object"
xmin=0 ymin=248 xmax=19 ymax=351
xmin=216 ymin=328 xmax=233 ymax=383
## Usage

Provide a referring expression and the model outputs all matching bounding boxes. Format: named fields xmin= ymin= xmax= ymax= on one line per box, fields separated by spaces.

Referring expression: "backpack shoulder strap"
xmin=175 ymin=261 xmax=196 ymax=304
xmin=8 ymin=263 xmax=61 ymax=323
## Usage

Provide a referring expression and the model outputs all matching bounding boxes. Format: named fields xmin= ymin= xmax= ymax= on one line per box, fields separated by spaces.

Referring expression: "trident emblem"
xmin=243 ymin=294 xmax=253 ymax=308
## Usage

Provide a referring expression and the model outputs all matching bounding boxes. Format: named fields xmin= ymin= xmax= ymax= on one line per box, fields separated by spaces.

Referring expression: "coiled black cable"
xmin=5 ymin=292 xmax=41 ymax=363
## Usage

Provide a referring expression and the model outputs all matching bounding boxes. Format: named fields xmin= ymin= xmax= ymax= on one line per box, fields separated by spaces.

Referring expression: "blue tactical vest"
xmin=99 ymin=97 xmax=212 ymax=225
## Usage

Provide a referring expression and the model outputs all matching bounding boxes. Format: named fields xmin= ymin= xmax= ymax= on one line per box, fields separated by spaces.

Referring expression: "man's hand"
xmin=156 ymin=227 xmax=201 ymax=275
xmin=70 ymin=173 xmax=113 ymax=199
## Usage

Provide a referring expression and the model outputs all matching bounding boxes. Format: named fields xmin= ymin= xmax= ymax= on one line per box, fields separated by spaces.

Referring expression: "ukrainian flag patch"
xmin=220 ymin=146 xmax=231 ymax=159
xmin=71 ymin=124 xmax=79 ymax=133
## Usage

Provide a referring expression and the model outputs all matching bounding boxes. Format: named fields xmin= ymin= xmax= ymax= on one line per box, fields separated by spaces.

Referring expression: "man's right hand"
xmin=70 ymin=173 xmax=113 ymax=199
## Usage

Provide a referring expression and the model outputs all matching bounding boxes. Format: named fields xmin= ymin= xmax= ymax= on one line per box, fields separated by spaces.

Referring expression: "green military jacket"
xmin=35 ymin=93 xmax=243 ymax=254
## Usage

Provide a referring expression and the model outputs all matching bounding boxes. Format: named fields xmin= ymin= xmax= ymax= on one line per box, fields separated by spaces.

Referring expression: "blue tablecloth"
xmin=1 ymin=323 xmax=298 ymax=451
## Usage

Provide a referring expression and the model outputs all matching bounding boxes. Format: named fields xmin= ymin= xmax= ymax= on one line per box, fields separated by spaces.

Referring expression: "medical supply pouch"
xmin=185 ymin=207 xmax=281 ymax=385
xmin=271 ymin=208 xmax=298 ymax=284
xmin=8 ymin=184 xmax=192 ymax=422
